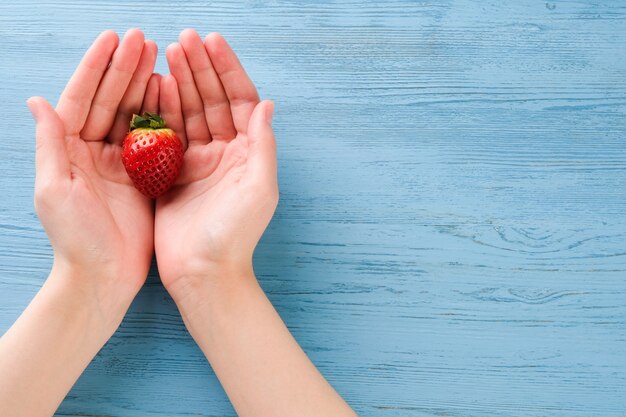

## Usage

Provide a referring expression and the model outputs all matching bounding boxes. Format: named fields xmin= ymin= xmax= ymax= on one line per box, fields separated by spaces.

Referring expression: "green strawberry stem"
xmin=130 ymin=112 xmax=167 ymax=131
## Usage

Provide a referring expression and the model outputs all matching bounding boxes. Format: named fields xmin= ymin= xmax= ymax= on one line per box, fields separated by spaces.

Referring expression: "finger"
xmin=27 ymin=97 xmax=70 ymax=185
xmin=160 ymin=74 xmax=187 ymax=149
xmin=166 ymin=42 xmax=211 ymax=145
xmin=81 ymin=28 xmax=145 ymax=141
xmin=56 ymin=30 xmax=119 ymax=136
xmin=179 ymin=29 xmax=236 ymax=141
xmin=246 ymin=100 xmax=276 ymax=183
xmin=204 ymin=33 xmax=259 ymax=134
xmin=142 ymin=73 xmax=161 ymax=114
xmin=108 ymin=40 xmax=158 ymax=144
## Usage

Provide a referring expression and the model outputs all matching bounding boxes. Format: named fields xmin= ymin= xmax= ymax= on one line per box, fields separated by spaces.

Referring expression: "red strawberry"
xmin=121 ymin=112 xmax=184 ymax=198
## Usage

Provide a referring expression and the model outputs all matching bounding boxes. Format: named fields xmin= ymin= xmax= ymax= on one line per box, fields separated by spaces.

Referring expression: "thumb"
xmin=246 ymin=100 xmax=276 ymax=182
xmin=27 ymin=96 xmax=70 ymax=183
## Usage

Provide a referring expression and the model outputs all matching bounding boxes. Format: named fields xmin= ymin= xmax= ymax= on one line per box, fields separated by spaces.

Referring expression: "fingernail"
xmin=265 ymin=101 xmax=274 ymax=125
xmin=26 ymin=97 xmax=38 ymax=120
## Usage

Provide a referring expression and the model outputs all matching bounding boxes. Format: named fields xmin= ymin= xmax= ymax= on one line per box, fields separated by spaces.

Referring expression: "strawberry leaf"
xmin=129 ymin=112 xmax=167 ymax=131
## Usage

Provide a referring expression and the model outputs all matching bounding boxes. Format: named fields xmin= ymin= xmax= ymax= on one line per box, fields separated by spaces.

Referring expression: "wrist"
xmin=48 ymin=260 xmax=135 ymax=333
xmin=162 ymin=257 xmax=253 ymax=294
xmin=165 ymin=263 xmax=257 ymax=323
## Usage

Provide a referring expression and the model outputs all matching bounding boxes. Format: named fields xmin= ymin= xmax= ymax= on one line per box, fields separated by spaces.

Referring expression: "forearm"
xmin=0 ymin=265 xmax=129 ymax=417
xmin=169 ymin=271 xmax=357 ymax=417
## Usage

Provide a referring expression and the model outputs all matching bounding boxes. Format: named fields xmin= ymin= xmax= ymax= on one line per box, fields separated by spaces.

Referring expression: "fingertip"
xmin=98 ymin=29 xmax=119 ymax=42
xmin=95 ymin=30 xmax=120 ymax=52
xmin=139 ymin=41 xmax=158 ymax=72
xmin=264 ymin=100 xmax=275 ymax=125
xmin=147 ymin=73 xmax=162 ymax=91
xmin=159 ymin=74 xmax=186 ymax=148
xmin=144 ymin=39 xmax=158 ymax=54
xmin=204 ymin=32 xmax=222 ymax=43
xmin=203 ymin=32 xmax=239 ymax=69
xmin=27 ymin=95 xmax=40 ymax=106
xmin=166 ymin=42 xmax=183 ymax=60
xmin=204 ymin=32 xmax=217 ymax=49
xmin=142 ymin=73 xmax=161 ymax=114
xmin=248 ymin=100 xmax=276 ymax=140
xmin=27 ymin=96 xmax=54 ymax=118
xmin=252 ymin=100 xmax=274 ymax=123
xmin=160 ymin=74 xmax=180 ymax=102
xmin=180 ymin=28 xmax=200 ymax=43
xmin=147 ymin=72 xmax=161 ymax=87
xmin=246 ymin=99 xmax=277 ymax=180
xmin=161 ymin=73 xmax=176 ymax=88
xmin=26 ymin=96 xmax=40 ymax=118
xmin=124 ymin=28 xmax=145 ymax=41
xmin=166 ymin=43 xmax=189 ymax=75
xmin=122 ymin=29 xmax=145 ymax=55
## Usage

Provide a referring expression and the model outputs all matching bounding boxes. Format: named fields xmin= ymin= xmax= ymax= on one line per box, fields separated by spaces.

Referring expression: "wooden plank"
xmin=0 ymin=0 xmax=625 ymax=416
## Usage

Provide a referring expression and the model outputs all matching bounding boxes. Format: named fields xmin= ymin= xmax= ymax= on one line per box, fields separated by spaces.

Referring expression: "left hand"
xmin=154 ymin=29 xmax=278 ymax=291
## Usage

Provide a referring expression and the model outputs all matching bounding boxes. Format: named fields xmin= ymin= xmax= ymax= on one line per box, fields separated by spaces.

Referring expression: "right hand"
xmin=29 ymin=29 xmax=160 ymax=318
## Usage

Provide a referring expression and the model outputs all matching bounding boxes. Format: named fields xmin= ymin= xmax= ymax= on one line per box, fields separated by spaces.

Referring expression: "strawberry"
xmin=121 ymin=112 xmax=184 ymax=198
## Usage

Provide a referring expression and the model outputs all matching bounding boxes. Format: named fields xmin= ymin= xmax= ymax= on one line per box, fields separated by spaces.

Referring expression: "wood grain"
xmin=1 ymin=0 xmax=625 ymax=416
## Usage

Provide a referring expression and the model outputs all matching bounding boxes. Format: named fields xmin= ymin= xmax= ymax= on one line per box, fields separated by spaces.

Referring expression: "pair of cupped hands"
xmin=28 ymin=28 xmax=278 ymax=318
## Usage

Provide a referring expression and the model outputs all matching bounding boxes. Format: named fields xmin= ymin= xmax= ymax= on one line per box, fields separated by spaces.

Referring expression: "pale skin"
xmin=0 ymin=29 xmax=357 ymax=417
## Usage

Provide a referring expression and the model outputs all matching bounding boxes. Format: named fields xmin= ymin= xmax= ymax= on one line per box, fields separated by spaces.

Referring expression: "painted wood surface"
xmin=1 ymin=1 xmax=625 ymax=416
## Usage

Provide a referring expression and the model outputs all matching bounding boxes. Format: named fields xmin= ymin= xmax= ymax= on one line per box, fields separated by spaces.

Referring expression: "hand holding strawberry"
xmin=154 ymin=30 xmax=278 ymax=291
xmin=151 ymin=31 xmax=357 ymax=417
xmin=27 ymin=29 xmax=159 ymax=319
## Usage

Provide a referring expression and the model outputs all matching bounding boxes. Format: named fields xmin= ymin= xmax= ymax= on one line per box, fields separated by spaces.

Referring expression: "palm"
xmin=154 ymin=31 xmax=277 ymax=287
xmin=156 ymin=136 xmax=249 ymax=284
xmin=64 ymin=138 xmax=153 ymax=286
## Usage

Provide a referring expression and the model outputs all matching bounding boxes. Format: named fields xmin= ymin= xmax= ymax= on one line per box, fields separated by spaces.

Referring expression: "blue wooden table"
xmin=1 ymin=1 xmax=625 ymax=416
